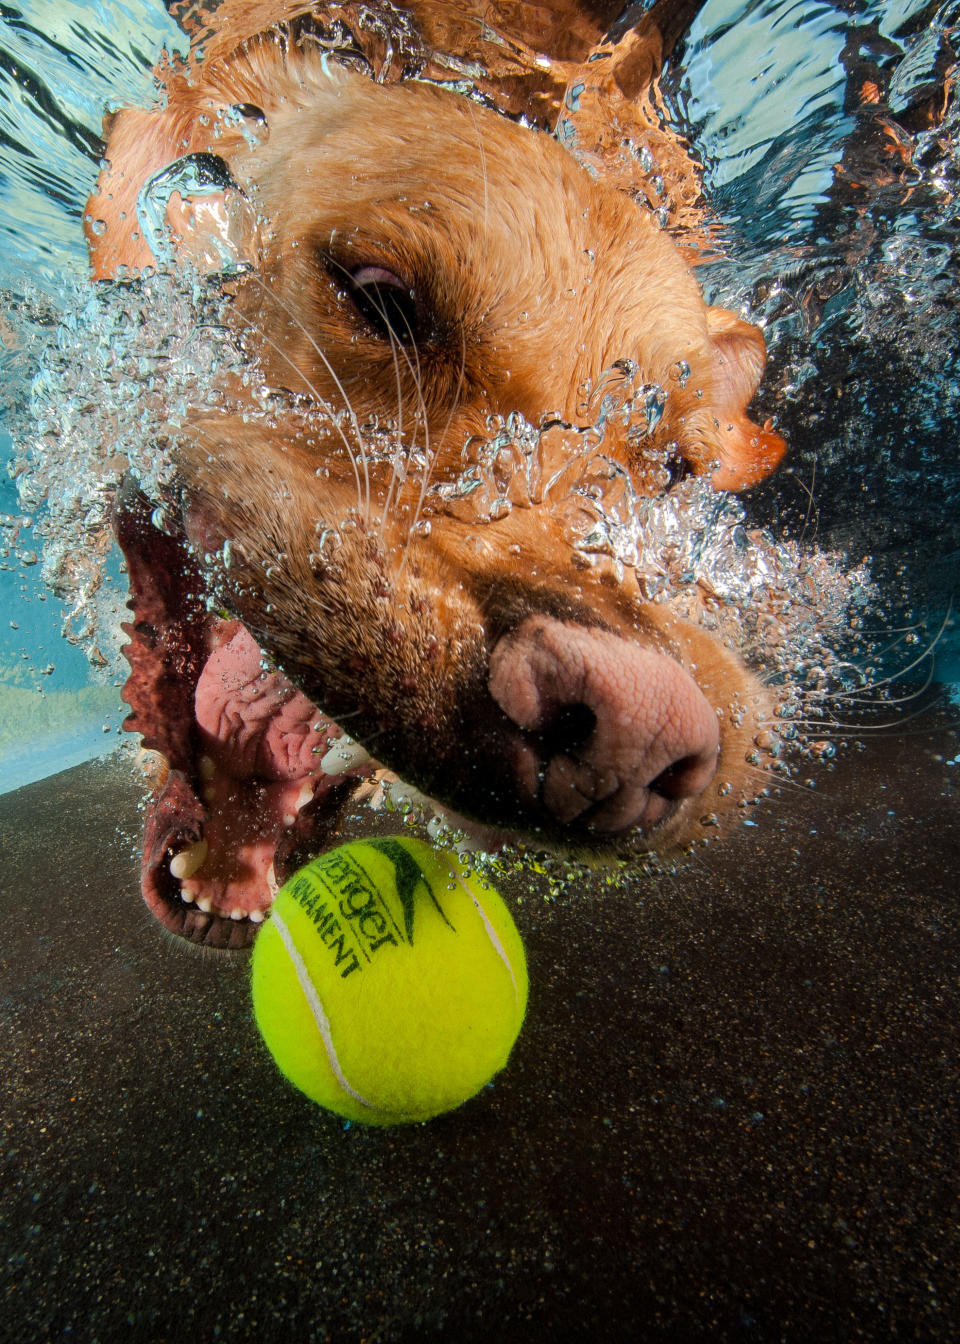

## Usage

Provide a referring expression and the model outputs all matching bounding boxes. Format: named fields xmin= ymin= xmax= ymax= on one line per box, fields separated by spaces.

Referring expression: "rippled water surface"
xmin=1 ymin=0 xmax=957 ymax=794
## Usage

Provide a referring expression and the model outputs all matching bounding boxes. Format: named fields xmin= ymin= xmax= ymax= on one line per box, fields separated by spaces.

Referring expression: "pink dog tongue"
xmin=195 ymin=622 xmax=330 ymax=779
xmin=176 ymin=622 xmax=347 ymax=917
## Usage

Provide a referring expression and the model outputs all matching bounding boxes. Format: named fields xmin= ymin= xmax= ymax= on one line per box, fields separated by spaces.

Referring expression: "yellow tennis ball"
xmin=250 ymin=836 xmax=528 ymax=1125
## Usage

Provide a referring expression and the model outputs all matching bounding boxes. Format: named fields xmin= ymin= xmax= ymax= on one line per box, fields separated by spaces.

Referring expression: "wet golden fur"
xmin=86 ymin=1 xmax=786 ymax=857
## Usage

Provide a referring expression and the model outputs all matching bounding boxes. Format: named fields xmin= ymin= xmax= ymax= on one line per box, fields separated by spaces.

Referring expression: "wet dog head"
xmin=86 ymin=3 xmax=786 ymax=946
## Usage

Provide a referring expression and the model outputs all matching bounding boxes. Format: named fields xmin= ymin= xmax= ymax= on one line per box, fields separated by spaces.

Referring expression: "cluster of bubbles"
xmin=1 ymin=251 xmax=879 ymax=891
xmin=3 ymin=270 xmax=242 ymax=666
xmin=429 ymin=369 xmax=876 ymax=768
xmin=5 ymin=212 xmax=880 ymax=777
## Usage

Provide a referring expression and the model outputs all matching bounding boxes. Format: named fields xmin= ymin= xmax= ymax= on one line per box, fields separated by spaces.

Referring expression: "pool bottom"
xmin=0 ymin=680 xmax=124 ymax=795
xmin=1 ymin=716 xmax=958 ymax=1341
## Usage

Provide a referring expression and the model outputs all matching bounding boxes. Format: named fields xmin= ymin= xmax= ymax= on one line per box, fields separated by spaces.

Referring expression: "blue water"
xmin=0 ymin=0 xmax=185 ymax=790
xmin=0 ymin=0 xmax=957 ymax=793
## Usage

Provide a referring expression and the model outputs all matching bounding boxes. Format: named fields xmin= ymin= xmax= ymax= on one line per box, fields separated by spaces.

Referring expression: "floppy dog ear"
xmin=679 ymin=307 xmax=787 ymax=492
xmin=86 ymin=102 xmax=215 ymax=279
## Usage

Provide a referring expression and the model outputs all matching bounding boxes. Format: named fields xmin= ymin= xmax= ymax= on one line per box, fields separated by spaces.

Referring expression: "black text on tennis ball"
xmin=251 ymin=837 xmax=528 ymax=1125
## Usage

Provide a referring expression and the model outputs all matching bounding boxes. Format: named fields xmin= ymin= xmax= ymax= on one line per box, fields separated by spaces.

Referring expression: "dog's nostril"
xmin=489 ymin=614 xmax=722 ymax=834
xmin=539 ymin=702 xmax=596 ymax=758
xmin=651 ymin=751 xmax=717 ymax=801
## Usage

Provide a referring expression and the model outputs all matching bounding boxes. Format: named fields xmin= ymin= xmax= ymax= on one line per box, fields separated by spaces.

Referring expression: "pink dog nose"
xmin=488 ymin=615 xmax=720 ymax=834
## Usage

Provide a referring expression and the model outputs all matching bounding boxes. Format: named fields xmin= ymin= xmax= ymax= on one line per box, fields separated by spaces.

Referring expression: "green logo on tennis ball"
xmin=365 ymin=838 xmax=455 ymax=944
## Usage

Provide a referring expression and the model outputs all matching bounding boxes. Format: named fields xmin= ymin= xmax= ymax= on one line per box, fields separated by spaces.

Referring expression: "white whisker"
xmin=400 ymin=328 xmax=468 ymax=574
xmin=796 ymin=458 xmax=818 ymax=548
xmin=468 ymin=101 xmax=490 ymax=232
xmin=244 ymin=274 xmax=372 ymax=526
xmin=375 ymin=323 xmax=407 ymax=545
xmin=827 ymin=604 xmax=952 ymax=699
xmin=320 ymin=253 xmax=415 ymax=542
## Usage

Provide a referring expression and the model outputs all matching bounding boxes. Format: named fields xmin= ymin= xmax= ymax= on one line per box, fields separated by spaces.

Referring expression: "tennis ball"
xmin=251 ymin=836 xmax=527 ymax=1125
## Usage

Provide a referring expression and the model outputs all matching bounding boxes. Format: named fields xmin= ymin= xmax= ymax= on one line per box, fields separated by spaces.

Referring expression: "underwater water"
xmin=0 ymin=0 xmax=957 ymax=803
xmin=0 ymin=0 xmax=187 ymax=788
xmin=1 ymin=6 xmax=959 ymax=1341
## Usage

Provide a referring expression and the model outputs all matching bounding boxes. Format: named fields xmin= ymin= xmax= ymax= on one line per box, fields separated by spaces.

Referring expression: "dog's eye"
xmin=346 ymin=266 xmax=421 ymax=345
xmin=233 ymin=103 xmax=266 ymax=127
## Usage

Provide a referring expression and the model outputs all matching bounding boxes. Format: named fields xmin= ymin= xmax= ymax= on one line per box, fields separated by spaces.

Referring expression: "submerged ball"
xmin=251 ymin=836 xmax=528 ymax=1125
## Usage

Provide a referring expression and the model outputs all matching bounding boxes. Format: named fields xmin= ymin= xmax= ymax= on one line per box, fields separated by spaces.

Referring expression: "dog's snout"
xmin=488 ymin=615 xmax=720 ymax=835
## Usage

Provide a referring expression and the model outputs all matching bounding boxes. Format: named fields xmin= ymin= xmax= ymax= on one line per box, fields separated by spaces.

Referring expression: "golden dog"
xmin=86 ymin=0 xmax=786 ymax=947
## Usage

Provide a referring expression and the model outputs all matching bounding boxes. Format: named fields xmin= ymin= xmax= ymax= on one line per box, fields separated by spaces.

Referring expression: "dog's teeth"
xmin=249 ymin=909 xmax=265 ymax=924
xmin=385 ymin=779 xmax=430 ymax=813
xmin=320 ymin=736 xmax=371 ymax=774
xmin=294 ymin=781 xmax=314 ymax=811
xmin=228 ymin=908 xmax=245 ymax=921
xmin=169 ymin=839 xmax=208 ymax=880
xmin=282 ymin=812 xmax=296 ymax=827
xmin=179 ymin=887 xmax=196 ymax=904
xmin=266 ymin=862 xmax=279 ymax=897
xmin=198 ymin=754 xmax=216 ymax=782
xmin=197 ymin=896 xmax=213 ymax=914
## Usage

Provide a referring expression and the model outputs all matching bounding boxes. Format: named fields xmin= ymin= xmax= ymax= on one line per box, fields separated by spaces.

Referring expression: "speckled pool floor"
xmin=1 ymin=715 xmax=958 ymax=1341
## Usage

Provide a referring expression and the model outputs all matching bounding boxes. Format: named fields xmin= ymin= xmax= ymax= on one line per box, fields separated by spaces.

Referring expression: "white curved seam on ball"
xmin=271 ymin=911 xmax=384 ymax=1116
xmin=450 ymin=867 xmax=520 ymax=1004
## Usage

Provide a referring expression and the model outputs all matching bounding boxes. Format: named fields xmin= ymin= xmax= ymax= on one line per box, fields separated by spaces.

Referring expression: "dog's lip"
xmin=139 ymin=736 xmax=517 ymax=952
xmin=137 ymin=748 xmax=369 ymax=952
xmin=141 ymin=796 xmax=317 ymax=953
xmin=497 ymin=729 xmax=693 ymax=841
xmin=111 ymin=487 xmax=369 ymax=950
xmin=142 ymin=842 xmax=262 ymax=953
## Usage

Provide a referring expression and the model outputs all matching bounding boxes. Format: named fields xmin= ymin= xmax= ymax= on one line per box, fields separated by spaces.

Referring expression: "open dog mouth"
xmin=114 ymin=474 xmax=738 ymax=950
xmin=116 ymin=487 xmax=371 ymax=950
